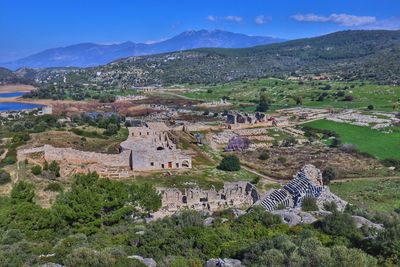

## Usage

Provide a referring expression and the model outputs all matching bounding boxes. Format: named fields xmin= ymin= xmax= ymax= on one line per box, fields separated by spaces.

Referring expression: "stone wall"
xmin=158 ymin=182 xmax=260 ymax=212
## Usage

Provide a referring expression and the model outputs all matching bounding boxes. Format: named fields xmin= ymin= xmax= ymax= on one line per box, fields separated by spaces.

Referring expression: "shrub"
xmin=251 ymin=176 xmax=260 ymax=185
xmin=45 ymin=182 xmax=64 ymax=192
xmin=277 ymin=156 xmax=287 ymax=164
xmin=367 ymin=105 xmax=374 ymax=110
xmin=258 ymin=150 xmax=270 ymax=160
xmin=281 ymin=136 xmax=297 ymax=147
xmin=380 ymin=158 xmax=400 ymax=169
xmin=104 ymin=123 xmax=119 ymax=136
xmin=343 ymin=95 xmax=354 ymax=102
xmin=49 ymin=161 xmax=61 ymax=177
xmin=330 ymin=137 xmax=342 ymax=148
xmin=3 ymin=155 xmax=16 ymax=165
xmin=10 ymin=181 xmax=35 ymax=203
xmin=322 ymin=166 xmax=337 ymax=184
xmin=301 ymin=197 xmax=319 ymax=211
xmin=340 ymin=143 xmax=358 ymax=153
xmin=0 ymin=169 xmax=11 ymax=185
xmin=217 ymin=155 xmax=241 ymax=171
xmin=31 ymin=165 xmax=42 ymax=175
xmin=323 ymin=201 xmax=338 ymax=212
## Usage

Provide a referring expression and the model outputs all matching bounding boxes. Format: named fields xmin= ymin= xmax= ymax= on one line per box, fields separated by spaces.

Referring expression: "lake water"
xmin=0 ymin=102 xmax=44 ymax=112
xmin=0 ymin=91 xmax=43 ymax=111
xmin=0 ymin=91 xmax=27 ymax=98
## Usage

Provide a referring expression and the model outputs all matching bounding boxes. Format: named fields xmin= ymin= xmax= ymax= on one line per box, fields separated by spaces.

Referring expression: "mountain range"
xmin=50 ymin=29 xmax=400 ymax=86
xmin=0 ymin=30 xmax=284 ymax=70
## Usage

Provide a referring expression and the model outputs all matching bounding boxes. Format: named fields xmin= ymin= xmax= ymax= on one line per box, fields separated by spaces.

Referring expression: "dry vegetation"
xmin=239 ymin=146 xmax=389 ymax=179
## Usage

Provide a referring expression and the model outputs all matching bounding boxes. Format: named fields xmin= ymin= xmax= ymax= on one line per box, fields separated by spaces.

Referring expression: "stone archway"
xmin=182 ymin=160 xmax=190 ymax=168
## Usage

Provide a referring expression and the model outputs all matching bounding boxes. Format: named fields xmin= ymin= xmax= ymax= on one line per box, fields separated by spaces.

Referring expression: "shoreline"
xmin=0 ymin=84 xmax=36 ymax=93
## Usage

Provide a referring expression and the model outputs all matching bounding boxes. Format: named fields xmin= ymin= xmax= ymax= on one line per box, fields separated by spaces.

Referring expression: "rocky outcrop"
xmin=127 ymin=255 xmax=157 ymax=267
xmin=206 ymin=258 xmax=244 ymax=267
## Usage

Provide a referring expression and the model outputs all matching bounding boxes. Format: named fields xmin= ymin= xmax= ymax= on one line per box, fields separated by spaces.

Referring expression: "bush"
xmin=301 ymin=197 xmax=319 ymax=211
xmin=31 ymin=165 xmax=42 ymax=175
xmin=3 ymin=155 xmax=16 ymax=165
xmin=49 ymin=161 xmax=61 ymax=177
xmin=322 ymin=166 xmax=337 ymax=184
xmin=323 ymin=201 xmax=338 ymax=212
xmin=380 ymin=158 xmax=400 ymax=169
xmin=340 ymin=143 xmax=358 ymax=153
xmin=258 ymin=150 xmax=270 ymax=160
xmin=45 ymin=182 xmax=64 ymax=192
xmin=217 ymin=155 xmax=241 ymax=171
xmin=367 ymin=105 xmax=374 ymax=110
xmin=330 ymin=137 xmax=342 ymax=148
xmin=281 ymin=136 xmax=297 ymax=147
xmin=343 ymin=95 xmax=354 ymax=101
xmin=277 ymin=156 xmax=287 ymax=164
xmin=0 ymin=169 xmax=11 ymax=185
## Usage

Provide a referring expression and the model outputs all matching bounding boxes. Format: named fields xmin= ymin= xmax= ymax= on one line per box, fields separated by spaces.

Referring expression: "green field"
xmin=331 ymin=178 xmax=400 ymax=212
xmin=169 ymin=78 xmax=400 ymax=111
xmin=303 ymin=119 xmax=400 ymax=160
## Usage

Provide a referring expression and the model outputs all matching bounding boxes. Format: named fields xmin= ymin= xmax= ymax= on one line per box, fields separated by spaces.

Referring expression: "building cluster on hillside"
xmin=18 ymin=122 xmax=192 ymax=178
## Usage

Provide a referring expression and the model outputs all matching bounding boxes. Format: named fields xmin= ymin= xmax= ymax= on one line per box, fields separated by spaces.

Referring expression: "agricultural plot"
xmin=303 ymin=119 xmax=400 ymax=160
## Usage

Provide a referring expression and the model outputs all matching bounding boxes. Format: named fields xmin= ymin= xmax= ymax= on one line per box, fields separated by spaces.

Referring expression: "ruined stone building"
xmin=226 ymin=111 xmax=267 ymax=125
xmin=121 ymin=122 xmax=192 ymax=171
xmin=18 ymin=122 xmax=191 ymax=178
xmin=257 ymin=165 xmax=324 ymax=211
xmin=158 ymin=182 xmax=260 ymax=212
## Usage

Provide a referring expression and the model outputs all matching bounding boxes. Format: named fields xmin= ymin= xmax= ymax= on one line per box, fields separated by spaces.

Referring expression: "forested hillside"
xmin=44 ymin=29 xmax=399 ymax=88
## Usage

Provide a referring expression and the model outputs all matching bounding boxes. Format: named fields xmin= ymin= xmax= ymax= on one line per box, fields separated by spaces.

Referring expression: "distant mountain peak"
xmin=0 ymin=30 xmax=285 ymax=70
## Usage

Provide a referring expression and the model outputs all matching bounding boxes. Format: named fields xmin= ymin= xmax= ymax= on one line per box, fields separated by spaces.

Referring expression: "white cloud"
xmin=366 ymin=17 xmax=400 ymax=30
xmin=207 ymin=15 xmax=244 ymax=23
xmin=224 ymin=16 xmax=243 ymax=23
xmin=207 ymin=15 xmax=217 ymax=22
xmin=291 ymin=13 xmax=376 ymax=27
xmin=255 ymin=15 xmax=270 ymax=25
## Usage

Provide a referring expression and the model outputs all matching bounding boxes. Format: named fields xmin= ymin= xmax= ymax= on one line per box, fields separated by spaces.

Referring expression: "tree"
xmin=104 ymin=123 xmax=119 ymax=136
xmin=217 ymin=155 xmax=241 ymax=171
xmin=31 ymin=165 xmax=42 ymax=175
xmin=293 ymin=96 xmax=303 ymax=105
xmin=256 ymin=93 xmax=270 ymax=112
xmin=317 ymin=212 xmax=361 ymax=240
xmin=322 ymin=166 xmax=337 ymax=184
xmin=258 ymin=150 xmax=270 ymax=160
xmin=0 ymin=169 xmax=11 ymax=185
xmin=11 ymin=181 xmax=35 ymax=203
xmin=49 ymin=161 xmax=61 ymax=177
xmin=301 ymin=197 xmax=319 ymax=211
xmin=281 ymin=136 xmax=297 ymax=147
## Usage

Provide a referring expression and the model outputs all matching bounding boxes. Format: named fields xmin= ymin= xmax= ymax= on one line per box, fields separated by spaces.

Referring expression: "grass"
xmin=330 ymin=178 xmax=400 ymax=212
xmin=167 ymin=78 xmax=400 ymax=112
xmin=303 ymin=119 xmax=400 ymax=160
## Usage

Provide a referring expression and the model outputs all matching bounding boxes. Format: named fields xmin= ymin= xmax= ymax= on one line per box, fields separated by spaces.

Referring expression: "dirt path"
xmin=241 ymin=165 xmax=284 ymax=185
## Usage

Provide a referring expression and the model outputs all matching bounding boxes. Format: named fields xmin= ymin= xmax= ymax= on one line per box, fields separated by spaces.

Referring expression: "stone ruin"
xmin=226 ymin=111 xmax=267 ymax=125
xmin=257 ymin=164 xmax=347 ymax=212
xmin=18 ymin=122 xmax=192 ymax=178
xmin=158 ymin=182 xmax=260 ymax=212
xmin=224 ymin=136 xmax=250 ymax=152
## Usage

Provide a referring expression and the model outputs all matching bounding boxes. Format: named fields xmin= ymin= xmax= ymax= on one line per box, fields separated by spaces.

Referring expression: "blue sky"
xmin=1 ymin=0 xmax=399 ymax=62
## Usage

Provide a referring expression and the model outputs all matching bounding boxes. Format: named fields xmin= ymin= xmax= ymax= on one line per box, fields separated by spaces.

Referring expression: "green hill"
xmin=21 ymin=30 xmax=400 ymax=88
